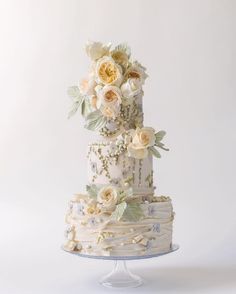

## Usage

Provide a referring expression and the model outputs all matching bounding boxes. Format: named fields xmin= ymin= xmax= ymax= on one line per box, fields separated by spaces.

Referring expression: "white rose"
xmin=97 ymin=186 xmax=118 ymax=211
xmin=95 ymin=85 xmax=122 ymax=119
xmin=96 ymin=85 xmax=122 ymax=108
xmin=125 ymin=61 xmax=148 ymax=84
xmin=132 ymin=127 xmax=156 ymax=148
xmin=121 ymin=78 xmax=142 ymax=98
xmin=85 ymin=41 xmax=111 ymax=61
xmin=127 ymin=127 xmax=156 ymax=159
xmin=95 ymin=56 xmax=123 ymax=86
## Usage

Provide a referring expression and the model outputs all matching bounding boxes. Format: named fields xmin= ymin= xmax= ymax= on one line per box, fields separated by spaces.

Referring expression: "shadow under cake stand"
xmin=63 ymin=244 xmax=179 ymax=289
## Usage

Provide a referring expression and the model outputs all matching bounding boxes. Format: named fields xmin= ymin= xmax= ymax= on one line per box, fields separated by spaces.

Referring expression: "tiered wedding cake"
xmin=64 ymin=42 xmax=174 ymax=256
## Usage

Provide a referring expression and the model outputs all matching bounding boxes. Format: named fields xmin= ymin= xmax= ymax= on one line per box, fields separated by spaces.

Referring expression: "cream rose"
xmin=97 ymin=186 xmax=118 ymax=210
xmin=95 ymin=85 xmax=122 ymax=119
xmin=121 ymin=78 xmax=142 ymax=98
xmin=96 ymin=85 xmax=122 ymax=107
xmin=132 ymin=127 xmax=156 ymax=148
xmin=85 ymin=41 xmax=111 ymax=61
xmin=125 ymin=62 xmax=148 ymax=84
xmin=127 ymin=127 xmax=156 ymax=159
xmin=95 ymin=56 xmax=123 ymax=86
xmin=84 ymin=199 xmax=101 ymax=215
xmin=111 ymin=50 xmax=129 ymax=68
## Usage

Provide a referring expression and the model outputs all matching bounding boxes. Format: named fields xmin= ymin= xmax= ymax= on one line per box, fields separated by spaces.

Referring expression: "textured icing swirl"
xmin=64 ymin=196 xmax=174 ymax=256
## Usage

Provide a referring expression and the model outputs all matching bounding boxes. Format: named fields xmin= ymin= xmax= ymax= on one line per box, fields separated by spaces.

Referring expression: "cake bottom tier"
xmin=64 ymin=195 xmax=174 ymax=257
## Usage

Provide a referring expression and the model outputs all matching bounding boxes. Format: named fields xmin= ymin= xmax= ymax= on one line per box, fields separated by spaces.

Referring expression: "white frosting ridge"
xmin=65 ymin=197 xmax=174 ymax=256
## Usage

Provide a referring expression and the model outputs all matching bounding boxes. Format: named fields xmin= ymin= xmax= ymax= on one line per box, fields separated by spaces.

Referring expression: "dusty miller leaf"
xmin=155 ymin=130 xmax=166 ymax=143
xmin=86 ymin=110 xmax=102 ymax=121
xmin=67 ymin=86 xmax=84 ymax=118
xmin=85 ymin=111 xmax=107 ymax=131
xmin=111 ymin=202 xmax=127 ymax=221
xmin=149 ymin=146 xmax=161 ymax=158
xmin=122 ymin=203 xmax=144 ymax=222
xmin=67 ymin=86 xmax=81 ymax=101
xmin=86 ymin=184 xmax=98 ymax=199
xmin=81 ymin=99 xmax=93 ymax=117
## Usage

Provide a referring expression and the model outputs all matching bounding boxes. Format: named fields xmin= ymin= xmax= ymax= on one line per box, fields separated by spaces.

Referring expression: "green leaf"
xmin=149 ymin=146 xmax=161 ymax=158
xmin=85 ymin=111 xmax=107 ymax=131
xmin=118 ymin=188 xmax=133 ymax=203
xmin=156 ymin=141 xmax=165 ymax=148
xmin=156 ymin=143 xmax=169 ymax=151
xmin=86 ymin=110 xmax=102 ymax=121
xmin=68 ymin=101 xmax=82 ymax=118
xmin=67 ymin=86 xmax=81 ymax=101
xmin=111 ymin=202 xmax=127 ymax=221
xmin=122 ymin=203 xmax=144 ymax=222
xmin=81 ymin=99 xmax=93 ymax=117
xmin=86 ymin=184 xmax=98 ymax=199
xmin=67 ymin=86 xmax=84 ymax=118
xmin=155 ymin=130 xmax=166 ymax=142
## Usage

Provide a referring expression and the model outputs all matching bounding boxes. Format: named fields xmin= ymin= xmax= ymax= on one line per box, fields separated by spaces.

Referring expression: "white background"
xmin=0 ymin=0 xmax=236 ymax=293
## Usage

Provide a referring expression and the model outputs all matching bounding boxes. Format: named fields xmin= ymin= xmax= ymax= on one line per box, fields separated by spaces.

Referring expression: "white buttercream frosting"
xmin=64 ymin=196 xmax=174 ymax=256
xmin=87 ymin=140 xmax=154 ymax=196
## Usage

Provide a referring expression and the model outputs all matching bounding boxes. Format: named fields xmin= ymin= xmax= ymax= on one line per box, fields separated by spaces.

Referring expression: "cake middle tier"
xmin=87 ymin=141 xmax=154 ymax=196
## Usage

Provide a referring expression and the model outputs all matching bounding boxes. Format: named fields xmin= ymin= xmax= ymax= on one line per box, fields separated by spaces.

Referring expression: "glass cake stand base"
xmin=63 ymin=244 xmax=179 ymax=289
xmin=99 ymin=260 xmax=143 ymax=288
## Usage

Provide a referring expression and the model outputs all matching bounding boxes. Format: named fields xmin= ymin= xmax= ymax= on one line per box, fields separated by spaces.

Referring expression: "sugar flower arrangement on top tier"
xmin=68 ymin=41 xmax=169 ymax=159
xmin=68 ymin=41 xmax=147 ymax=130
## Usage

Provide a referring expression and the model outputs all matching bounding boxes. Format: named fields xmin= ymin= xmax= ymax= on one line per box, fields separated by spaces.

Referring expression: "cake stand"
xmin=63 ymin=244 xmax=179 ymax=289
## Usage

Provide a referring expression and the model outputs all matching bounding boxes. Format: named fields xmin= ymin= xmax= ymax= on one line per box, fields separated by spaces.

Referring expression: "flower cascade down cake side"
xmin=64 ymin=41 xmax=174 ymax=256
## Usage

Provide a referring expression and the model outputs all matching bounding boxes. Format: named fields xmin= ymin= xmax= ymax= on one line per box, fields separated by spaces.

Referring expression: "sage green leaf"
xmin=86 ymin=110 xmax=102 ymax=121
xmin=149 ymin=146 xmax=161 ymax=158
xmin=68 ymin=100 xmax=82 ymax=118
xmin=86 ymin=184 xmax=98 ymax=199
xmin=122 ymin=203 xmax=144 ymax=222
xmin=156 ymin=142 xmax=169 ymax=151
xmin=81 ymin=99 xmax=93 ymax=117
xmin=155 ymin=130 xmax=166 ymax=142
xmin=111 ymin=202 xmax=127 ymax=221
xmin=67 ymin=86 xmax=81 ymax=101
xmin=156 ymin=141 xmax=165 ymax=148
xmin=85 ymin=112 xmax=107 ymax=131
xmin=67 ymin=86 xmax=84 ymax=118
xmin=118 ymin=187 xmax=133 ymax=203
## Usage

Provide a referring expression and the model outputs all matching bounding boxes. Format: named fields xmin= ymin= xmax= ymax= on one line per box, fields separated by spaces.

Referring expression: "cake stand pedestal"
xmin=63 ymin=244 xmax=179 ymax=289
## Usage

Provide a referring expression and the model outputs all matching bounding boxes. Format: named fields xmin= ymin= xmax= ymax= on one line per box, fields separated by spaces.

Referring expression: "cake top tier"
xmin=68 ymin=41 xmax=147 ymax=137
